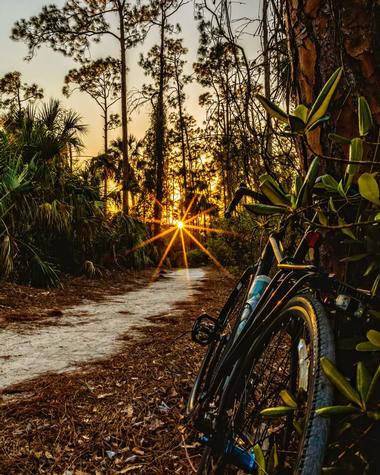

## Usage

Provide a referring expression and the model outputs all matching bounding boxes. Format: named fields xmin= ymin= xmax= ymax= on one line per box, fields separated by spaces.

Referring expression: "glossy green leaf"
xmin=280 ymin=389 xmax=297 ymax=409
xmin=295 ymin=156 xmax=320 ymax=208
xmin=358 ymin=96 xmax=373 ymax=136
xmin=357 ymin=362 xmax=371 ymax=404
xmin=316 ymin=405 xmax=361 ymax=416
xmin=259 ymin=175 xmax=291 ymax=207
xmin=267 ymin=444 xmax=278 ymax=475
xmin=260 ymin=406 xmax=295 ymax=417
xmin=255 ymin=94 xmax=288 ymax=123
xmin=307 ymin=67 xmax=343 ymax=126
xmin=318 ymin=211 xmax=328 ymax=226
xmin=329 ymin=133 xmax=351 ymax=144
xmin=306 ymin=114 xmax=331 ymax=132
xmin=356 ymin=341 xmax=380 ymax=352
xmin=253 ymin=444 xmax=266 ymax=475
xmin=358 ymin=173 xmax=380 ymax=205
xmin=338 ymin=217 xmax=356 ymax=240
xmin=367 ymin=329 xmax=380 ymax=347
xmin=367 ymin=365 xmax=380 ymax=403
xmin=329 ymin=196 xmax=337 ymax=213
xmin=340 ymin=253 xmax=368 ymax=262
xmin=346 ymin=138 xmax=363 ymax=176
xmin=244 ymin=204 xmax=286 ymax=216
xmin=367 ymin=410 xmax=380 ymax=420
xmin=320 ymin=357 xmax=362 ymax=406
xmin=293 ymin=104 xmax=308 ymax=123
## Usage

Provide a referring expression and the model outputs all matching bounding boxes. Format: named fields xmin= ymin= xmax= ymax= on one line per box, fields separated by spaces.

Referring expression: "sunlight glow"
xmin=134 ymin=197 xmax=232 ymax=279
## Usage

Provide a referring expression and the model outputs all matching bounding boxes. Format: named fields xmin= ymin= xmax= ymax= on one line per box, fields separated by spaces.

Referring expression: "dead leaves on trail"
xmin=0 ymin=269 xmax=230 ymax=474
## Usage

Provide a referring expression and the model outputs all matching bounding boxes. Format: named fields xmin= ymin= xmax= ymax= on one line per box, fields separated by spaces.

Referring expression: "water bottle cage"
xmin=191 ymin=314 xmax=219 ymax=346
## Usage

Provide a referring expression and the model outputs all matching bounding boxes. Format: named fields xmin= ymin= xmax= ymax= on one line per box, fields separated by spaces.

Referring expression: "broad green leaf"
xmin=357 ymin=362 xmax=371 ymax=404
xmin=358 ymin=173 xmax=380 ymax=205
xmin=358 ymin=96 xmax=373 ymax=136
xmin=363 ymin=261 xmax=376 ymax=277
xmin=337 ymin=180 xmax=346 ymax=198
xmin=306 ymin=114 xmax=331 ymax=132
xmin=346 ymin=138 xmax=363 ymax=176
xmin=295 ymin=156 xmax=320 ymax=208
xmin=244 ymin=204 xmax=286 ymax=215
xmin=260 ymin=406 xmax=295 ymax=417
xmin=367 ymin=410 xmax=380 ymax=420
xmin=307 ymin=67 xmax=343 ymax=126
xmin=375 ymin=212 xmax=380 ymax=221
xmin=367 ymin=365 xmax=380 ymax=403
xmin=321 ymin=175 xmax=339 ymax=192
xmin=293 ymin=104 xmax=308 ymax=123
xmin=288 ymin=114 xmax=306 ymax=133
xmin=295 ymin=175 xmax=303 ymax=195
xmin=280 ymin=389 xmax=297 ymax=408
xmin=367 ymin=329 xmax=380 ymax=347
xmin=259 ymin=175 xmax=291 ymax=207
xmin=329 ymin=133 xmax=351 ymax=144
xmin=253 ymin=444 xmax=266 ymax=475
xmin=255 ymin=94 xmax=288 ymax=123
xmin=316 ymin=405 xmax=361 ymax=416
xmin=329 ymin=197 xmax=337 ymax=213
xmin=338 ymin=217 xmax=356 ymax=240
xmin=320 ymin=357 xmax=362 ymax=406
xmin=356 ymin=341 xmax=380 ymax=352
xmin=267 ymin=444 xmax=278 ymax=475
xmin=318 ymin=211 xmax=328 ymax=226
xmin=340 ymin=253 xmax=368 ymax=262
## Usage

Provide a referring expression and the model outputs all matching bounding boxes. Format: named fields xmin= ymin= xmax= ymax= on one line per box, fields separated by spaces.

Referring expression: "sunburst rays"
xmin=132 ymin=197 xmax=232 ymax=279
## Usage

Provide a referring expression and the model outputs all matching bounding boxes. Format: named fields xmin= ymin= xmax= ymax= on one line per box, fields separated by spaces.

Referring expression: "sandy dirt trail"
xmin=0 ymin=268 xmax=205 ymax=389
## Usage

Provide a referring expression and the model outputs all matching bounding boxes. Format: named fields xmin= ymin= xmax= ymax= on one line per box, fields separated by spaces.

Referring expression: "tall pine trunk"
xmin=153 ymin=7 xmax=166 ymax=235
xmin=119 ymin=8 xmax=130 ymax=215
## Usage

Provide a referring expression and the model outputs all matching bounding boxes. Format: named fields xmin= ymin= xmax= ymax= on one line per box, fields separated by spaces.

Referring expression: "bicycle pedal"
xmin=191 ymin=314 xmax=218 ymax=346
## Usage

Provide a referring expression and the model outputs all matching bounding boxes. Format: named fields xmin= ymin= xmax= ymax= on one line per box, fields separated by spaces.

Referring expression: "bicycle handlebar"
xmin=225 ymin=184 xmax=268 ymax=218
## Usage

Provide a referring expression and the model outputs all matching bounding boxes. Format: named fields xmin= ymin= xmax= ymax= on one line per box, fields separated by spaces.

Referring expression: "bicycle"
xmin=187 ymin=184 xmax=378 ymax=475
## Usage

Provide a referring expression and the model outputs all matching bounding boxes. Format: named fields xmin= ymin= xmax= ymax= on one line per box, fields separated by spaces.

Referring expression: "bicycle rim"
xmin=205 ymin=295 xmax=334 ymax=475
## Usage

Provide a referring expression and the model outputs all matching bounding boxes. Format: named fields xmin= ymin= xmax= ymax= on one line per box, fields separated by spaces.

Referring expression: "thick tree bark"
xmin=174 ymin=66 xmax=187 ymax=209
xmin=285 ymin=0 xmax=380 ymax=174
xmin=104 ymin=107 xmax=108 ymax=218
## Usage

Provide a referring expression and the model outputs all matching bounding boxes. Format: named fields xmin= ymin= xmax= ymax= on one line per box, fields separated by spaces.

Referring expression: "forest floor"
xmin=0 ymin=267 xmax=234 ymax=475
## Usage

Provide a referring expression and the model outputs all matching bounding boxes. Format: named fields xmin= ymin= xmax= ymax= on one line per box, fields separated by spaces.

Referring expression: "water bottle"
xmin=236 ymin=275 xmax=271 ymax=337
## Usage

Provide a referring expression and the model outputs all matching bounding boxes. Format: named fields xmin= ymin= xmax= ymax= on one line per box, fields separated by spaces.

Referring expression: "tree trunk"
xmin=285 ymin=0 xmax=380 ymax=174
xmin=284 ymin=0 xmax=380 ymax=277
xmin=174 ymin=66 xmax=187 ymax=211
xmin=104 ymin=108 xmax=108 ymax=218
xmin=119 ymin=9 xmax=130 ymax=215
xmin=153 ymin=7 xmax=166 ymax=235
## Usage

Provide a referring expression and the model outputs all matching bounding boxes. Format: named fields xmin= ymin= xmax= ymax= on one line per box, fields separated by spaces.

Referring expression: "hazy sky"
xmin=0 ymin=1 xmax=258 ymax=157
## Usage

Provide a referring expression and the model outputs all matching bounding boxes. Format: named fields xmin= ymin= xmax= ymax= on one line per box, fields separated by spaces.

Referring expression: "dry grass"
xmin=0 ymin=268 xmax=233 ymax=474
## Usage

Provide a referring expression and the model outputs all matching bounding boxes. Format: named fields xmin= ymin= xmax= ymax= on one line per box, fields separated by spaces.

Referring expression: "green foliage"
xmin=254 ymin=70 xmax=380 ymax=473
xmin=205 ymin=211 xmax=261 ymax=269
xmin=0 ymin=100 xmax=150 ymax=287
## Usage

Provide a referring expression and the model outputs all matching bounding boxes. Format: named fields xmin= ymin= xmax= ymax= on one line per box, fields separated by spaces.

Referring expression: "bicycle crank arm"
xmin=201 ymin=436 xmax=256 ymax=473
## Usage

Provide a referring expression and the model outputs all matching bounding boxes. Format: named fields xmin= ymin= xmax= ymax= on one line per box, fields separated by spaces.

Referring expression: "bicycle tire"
xmin=199 ymin=294 xmax=335 ymax=475
xmin=187 ymin=267 xmax=254 ymax=416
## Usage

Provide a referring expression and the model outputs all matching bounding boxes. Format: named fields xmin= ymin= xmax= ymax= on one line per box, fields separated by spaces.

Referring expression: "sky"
xmin=0 ymin=1 xmax=258 ymax=157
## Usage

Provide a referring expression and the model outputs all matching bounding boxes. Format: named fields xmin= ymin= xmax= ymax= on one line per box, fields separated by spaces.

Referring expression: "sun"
xmin=129 ymin=196 xmax=235 ymax=279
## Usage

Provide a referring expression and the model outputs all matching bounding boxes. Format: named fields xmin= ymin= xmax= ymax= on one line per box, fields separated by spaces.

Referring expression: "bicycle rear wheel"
xmin=199 ymin=294 xmax=335 ymax=475
xmin=187 ymin=267 xmax=254 ymax=416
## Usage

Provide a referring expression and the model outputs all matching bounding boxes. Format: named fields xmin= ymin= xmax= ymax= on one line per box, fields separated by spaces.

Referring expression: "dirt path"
xmin=0 ymin=269 xmax=205 ymax=389
xmin=0 ymin=267 xmax=234 ymax=474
